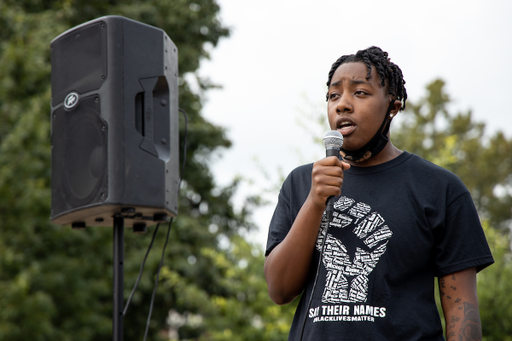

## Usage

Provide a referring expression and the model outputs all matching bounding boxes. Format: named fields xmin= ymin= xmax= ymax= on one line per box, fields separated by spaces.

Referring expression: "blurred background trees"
xmin=0 ymin=1 xmax=297 ymax=340
xmin=0 ymin=1 xmax=510 ymax=340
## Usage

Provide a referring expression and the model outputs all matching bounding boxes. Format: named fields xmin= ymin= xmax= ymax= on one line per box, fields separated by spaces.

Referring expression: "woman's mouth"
xmin=337 ymin=120 xmax=356 ymax=136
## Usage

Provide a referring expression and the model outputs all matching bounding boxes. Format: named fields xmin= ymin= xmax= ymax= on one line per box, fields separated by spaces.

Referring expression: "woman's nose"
xmin=336 ymin=94 xmax=353 ymax=113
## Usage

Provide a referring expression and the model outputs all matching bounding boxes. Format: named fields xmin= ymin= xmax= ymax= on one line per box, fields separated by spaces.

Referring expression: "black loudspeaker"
xmin=50 ymin=16 xmax=179 ymax=228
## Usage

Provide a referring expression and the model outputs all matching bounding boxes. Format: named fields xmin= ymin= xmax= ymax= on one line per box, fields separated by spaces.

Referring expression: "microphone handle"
xmin=325 ymin=148 xmax=340 ymax=158
xmin=325 ymin=147 xmax=341 ymax=221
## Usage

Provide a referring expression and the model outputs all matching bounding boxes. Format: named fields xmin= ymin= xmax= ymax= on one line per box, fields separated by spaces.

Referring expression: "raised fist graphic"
xmin=316 ymin=196 xmax=393 ymax=303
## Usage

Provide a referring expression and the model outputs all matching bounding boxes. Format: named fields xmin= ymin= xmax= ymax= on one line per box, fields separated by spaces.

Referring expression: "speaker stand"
xmin=113 ymin=216 xmax=124 ymax=341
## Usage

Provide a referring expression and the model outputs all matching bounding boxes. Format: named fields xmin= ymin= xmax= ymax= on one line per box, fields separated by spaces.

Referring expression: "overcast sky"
xmin=196 ymin=0 xmax=512 ymax=249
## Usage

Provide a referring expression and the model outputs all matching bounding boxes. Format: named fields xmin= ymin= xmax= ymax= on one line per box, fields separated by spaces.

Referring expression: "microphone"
xmin=299 ymin=131 xmax=344 ymax=341
xmin=322 ymin=130 xmax=344 ymax=222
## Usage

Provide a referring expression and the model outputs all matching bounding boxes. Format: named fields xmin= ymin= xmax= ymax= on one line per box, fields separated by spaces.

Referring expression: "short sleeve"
xmin=265 ymin=164 xmax=312 ymax=257
xmin=265 ymin=185 xmax=292 ymax=256
xmin=432 ymin=192 xmax=494 ymax=277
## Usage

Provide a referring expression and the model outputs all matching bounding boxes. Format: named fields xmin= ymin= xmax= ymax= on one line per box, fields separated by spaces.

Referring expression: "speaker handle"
xmin=139 ymin=77 xmax=159 ymax=157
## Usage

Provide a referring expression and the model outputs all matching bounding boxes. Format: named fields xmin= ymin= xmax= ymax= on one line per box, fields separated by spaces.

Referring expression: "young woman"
xmin=264 ymin=46 xmax=493 ymax=340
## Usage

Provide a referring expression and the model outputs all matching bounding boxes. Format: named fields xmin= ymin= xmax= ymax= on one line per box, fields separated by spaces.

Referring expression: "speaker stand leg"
xmin=113 ymin=216 xmax=124 ymax=341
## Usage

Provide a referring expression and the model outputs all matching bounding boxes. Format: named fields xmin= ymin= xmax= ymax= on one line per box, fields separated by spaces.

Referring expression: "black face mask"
xmin=340 ymin=100 xmax=395 ymax=162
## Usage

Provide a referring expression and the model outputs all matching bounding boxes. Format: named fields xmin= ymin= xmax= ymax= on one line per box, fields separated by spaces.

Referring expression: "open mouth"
xmin=337 ymin=120 xmax=356 ymax=135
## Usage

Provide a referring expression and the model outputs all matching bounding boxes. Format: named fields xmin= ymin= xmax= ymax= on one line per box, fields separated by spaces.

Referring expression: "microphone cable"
xmin=298 ymin=215 xmax=331 ymax=341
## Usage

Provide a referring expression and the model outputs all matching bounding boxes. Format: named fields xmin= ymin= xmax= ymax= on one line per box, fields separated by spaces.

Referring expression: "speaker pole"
xmin=113 ymin=215 xmax=124 ymax=341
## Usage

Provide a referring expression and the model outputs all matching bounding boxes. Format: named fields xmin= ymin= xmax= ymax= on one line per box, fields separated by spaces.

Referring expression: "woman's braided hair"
xmin=326 ymin=46 xmax=407 ymax=110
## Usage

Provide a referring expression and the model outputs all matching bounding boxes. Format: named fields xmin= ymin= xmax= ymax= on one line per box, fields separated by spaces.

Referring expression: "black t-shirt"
xmin=266 ymin=152 xmax=494 ymax=341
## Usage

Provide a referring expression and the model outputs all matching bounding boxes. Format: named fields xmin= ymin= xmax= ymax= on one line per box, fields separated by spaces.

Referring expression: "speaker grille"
xmin=52 ymin=96 xmax=108 ymax=213
xmin=51 ymin=21 xmax=107 ymax=105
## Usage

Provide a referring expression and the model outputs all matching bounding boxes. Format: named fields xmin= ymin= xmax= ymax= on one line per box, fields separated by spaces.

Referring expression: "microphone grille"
xmin=323 ymin=130 xmax=344 ymax=149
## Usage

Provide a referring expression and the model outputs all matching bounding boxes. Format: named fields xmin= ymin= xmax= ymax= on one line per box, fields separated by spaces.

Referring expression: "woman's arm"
xmin=264 ymin=156 xmax=350 ymax=305
xmin=439 ymin=267 xmax=482 ymax=341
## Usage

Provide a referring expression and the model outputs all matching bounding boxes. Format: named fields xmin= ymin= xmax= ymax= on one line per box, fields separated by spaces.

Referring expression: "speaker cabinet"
xmin=50 ymin=16 xmax=179 ymax=228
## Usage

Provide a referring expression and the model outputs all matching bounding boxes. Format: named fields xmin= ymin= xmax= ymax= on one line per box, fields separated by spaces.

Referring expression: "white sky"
xmin=197 ymin=0 xmax=512 ymax=249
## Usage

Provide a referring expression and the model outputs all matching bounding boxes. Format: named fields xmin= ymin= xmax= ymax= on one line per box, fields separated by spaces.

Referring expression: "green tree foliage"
xmin=159 ymin=235 xmax=297 ymax=340
xmin=478 ymin=222 xmax=512 ymax=341
xmin=0 ymin=1 xmax=282 ymax=340
xmin=392 ymin=79 xmax=512 ymax=340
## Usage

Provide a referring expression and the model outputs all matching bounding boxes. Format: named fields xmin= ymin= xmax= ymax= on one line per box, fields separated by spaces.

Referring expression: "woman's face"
xmin=327 ymin=62 xmax=394 ymax=152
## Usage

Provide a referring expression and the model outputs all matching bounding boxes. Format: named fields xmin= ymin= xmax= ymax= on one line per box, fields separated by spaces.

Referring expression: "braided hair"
xmin=326 ymin=46 xmax=407 ymax=110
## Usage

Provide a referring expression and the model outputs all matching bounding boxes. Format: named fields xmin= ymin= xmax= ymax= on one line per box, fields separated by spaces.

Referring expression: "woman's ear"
xmin=389 ymin=99 xmax=401 ymax=119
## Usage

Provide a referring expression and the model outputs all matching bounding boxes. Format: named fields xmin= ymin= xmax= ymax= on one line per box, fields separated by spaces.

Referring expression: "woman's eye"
xmin=355 ymin=90 xmax=367 ymax=96
xmin=329 ymin=93 xmax=339 ymax=100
